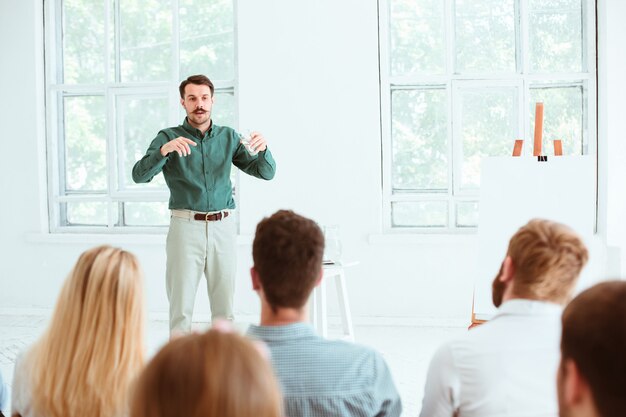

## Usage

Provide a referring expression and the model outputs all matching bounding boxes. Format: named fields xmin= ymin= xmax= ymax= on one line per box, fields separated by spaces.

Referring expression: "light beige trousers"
xmin=165 ymin=211 xmax=237 ymax=334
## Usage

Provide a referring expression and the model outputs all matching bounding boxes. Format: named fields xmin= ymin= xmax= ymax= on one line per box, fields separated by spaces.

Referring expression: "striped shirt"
xmin=247 ymin=323 xmax=402 ymax=417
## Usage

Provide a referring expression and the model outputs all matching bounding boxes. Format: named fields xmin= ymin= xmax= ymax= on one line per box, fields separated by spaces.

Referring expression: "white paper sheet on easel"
xmin=474 ymin=156 xmax=595 ymax=320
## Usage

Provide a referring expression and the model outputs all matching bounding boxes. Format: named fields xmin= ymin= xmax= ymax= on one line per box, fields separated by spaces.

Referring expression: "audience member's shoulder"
xmin=13 ymin=347 xmax=34 ymax=373
xmin=322 ymin=337 xmax=385 ymax=363
xmin=434 ymin=320 xmax=500 ymax=357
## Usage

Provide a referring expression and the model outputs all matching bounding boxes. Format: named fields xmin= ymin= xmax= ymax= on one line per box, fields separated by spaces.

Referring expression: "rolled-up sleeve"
xmin=232 ymin=146 xmax=276 ymax=180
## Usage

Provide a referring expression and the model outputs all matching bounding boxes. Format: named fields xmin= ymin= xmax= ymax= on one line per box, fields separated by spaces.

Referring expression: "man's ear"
xmin=500 ymin=255 xmax=515 ymax=283
xmin=180 ymin=97 xmax=185 ymax=107
xmin=314 ymin=268 xmax=323 ymax=287
xmin=251 ymin=266 xmax=261 ymax=291
xmin=561 ymin=358 xmax=587 ymax=406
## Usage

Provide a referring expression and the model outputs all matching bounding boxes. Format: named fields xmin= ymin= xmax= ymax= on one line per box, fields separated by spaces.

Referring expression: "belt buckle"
xmin=205 ymin=211 xmax=223 ymax=221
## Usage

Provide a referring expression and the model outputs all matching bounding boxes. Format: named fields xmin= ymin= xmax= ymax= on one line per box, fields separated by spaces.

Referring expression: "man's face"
xmin=181 ymin=83 xmax=213 ymax=126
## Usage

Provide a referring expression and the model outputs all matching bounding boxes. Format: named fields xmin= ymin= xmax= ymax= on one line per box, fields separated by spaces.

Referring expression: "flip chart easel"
xmin=470 ymin=102 xmax=595 ymax=323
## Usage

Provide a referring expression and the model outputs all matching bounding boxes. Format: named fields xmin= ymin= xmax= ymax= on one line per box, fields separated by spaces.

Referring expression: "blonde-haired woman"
xmin=131 ymin=328 xmax=282 ymax=417
xmin=12 ymin=245 xmax=145 ymax=417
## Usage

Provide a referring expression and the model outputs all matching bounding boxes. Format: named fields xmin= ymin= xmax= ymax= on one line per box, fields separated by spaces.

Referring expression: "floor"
xmin=0 ymin=314 xmax=466 ymax=416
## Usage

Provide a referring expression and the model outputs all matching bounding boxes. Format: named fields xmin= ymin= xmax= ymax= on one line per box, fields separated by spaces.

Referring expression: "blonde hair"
xmin=507 ymin=219 xmax=588 ymax=304
xmin=131 ymin=329 xmax=283 ymax=417
xmin=29 ymin=245 xmax=145 ymax=417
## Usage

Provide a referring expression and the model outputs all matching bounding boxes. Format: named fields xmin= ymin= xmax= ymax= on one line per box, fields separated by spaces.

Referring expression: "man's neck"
xmin=501 ymin=291 xmax=565 ymax=306
xmin=188 ymin=118 xmax=212 ymax=135
xmin=260 ymin=305 xmax=307 ymax=326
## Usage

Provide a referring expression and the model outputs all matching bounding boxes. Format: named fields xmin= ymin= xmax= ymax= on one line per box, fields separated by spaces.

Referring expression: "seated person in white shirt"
xmin=420 ymin=219 xmax=589 ymax=417
xmin=557 ymin=281 xmax=626 ymax=417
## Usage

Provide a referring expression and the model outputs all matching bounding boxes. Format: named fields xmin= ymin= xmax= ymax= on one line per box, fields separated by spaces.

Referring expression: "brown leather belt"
xmin=193 ymin=211 xmax=229 ymax=221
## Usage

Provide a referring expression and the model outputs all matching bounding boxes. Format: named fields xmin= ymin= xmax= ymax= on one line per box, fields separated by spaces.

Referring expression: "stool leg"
xmin=316 ymin=277 xmax=328 ymax=338
xmin=335 ymin=270 xmax=354 ymax=341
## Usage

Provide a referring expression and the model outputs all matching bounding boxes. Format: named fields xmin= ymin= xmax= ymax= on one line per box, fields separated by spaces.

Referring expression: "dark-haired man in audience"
xmin=247 ymin=210 xmax=402 ymax=417
xmin=557 ymin=281 xmax=626 ymax=417
xmin=420 ymin=219 xmax=589 ymax=417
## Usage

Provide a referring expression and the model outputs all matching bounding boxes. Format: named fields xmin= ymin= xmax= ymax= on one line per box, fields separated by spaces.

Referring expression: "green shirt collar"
xmin=182 ymin=117 xmax=213 ymax=138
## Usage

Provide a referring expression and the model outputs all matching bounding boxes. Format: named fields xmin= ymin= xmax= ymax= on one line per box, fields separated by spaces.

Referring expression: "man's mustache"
xmin=193 ymin=108 xmax=207 ymax=114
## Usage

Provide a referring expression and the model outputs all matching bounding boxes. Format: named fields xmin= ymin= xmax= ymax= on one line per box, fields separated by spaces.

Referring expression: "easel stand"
xmin=472 ymin=102 xmax=568 ymax=328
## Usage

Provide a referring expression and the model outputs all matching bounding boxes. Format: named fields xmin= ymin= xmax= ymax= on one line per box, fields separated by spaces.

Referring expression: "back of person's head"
xmin=31 ymin=245 xmax=145 ymax=417
xmin=252 ymin=209 xmax=324 ymax=311
xmin=131 ymin=329 xmax=282 ymax=417
xmin=506 ymin=219 xmax=588 ymax=304
xmin=559 ymin=281 xmax=626 ymax=417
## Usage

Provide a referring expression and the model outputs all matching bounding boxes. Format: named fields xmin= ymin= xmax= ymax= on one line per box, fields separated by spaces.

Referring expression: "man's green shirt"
xmin=132 ymin=118 xmax=276 ymax=212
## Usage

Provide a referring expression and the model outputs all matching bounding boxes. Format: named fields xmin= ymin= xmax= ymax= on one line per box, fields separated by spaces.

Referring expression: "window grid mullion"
xmin=172 ymin=0 xmax=180 ymax=84
xmin=445 ymin=0 xmax=455 ymax=228
xmin=107 ymin=87 xmax=117 ymax=226
xmin=104 ymin=0 xmax=112 ymax=84
xmin=114 ymin=0 xmax=121 ymax=83
xmin=378 ymin=0 xmax=393 ymax=231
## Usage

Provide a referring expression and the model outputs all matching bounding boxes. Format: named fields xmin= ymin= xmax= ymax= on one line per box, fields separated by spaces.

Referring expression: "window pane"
xmin=530 ymin=85 xmax=584 ymax=155
xmin=459 ymin=87 xmax=518 ymax=189
xmin=124 ymin=202 xmax=169 ymax=226
xmin=213 ymin=92 xmax=235 ymax=127
xmin=529 ymin=0 xmax=583 ymax=72
xmin=392 ymin=201 xmax=448 ymax=227
xmin=180 ymin=0 xmax=234 ymax=81
xmin=391 ymin=89 xmax=448 ymax=191
xmin=119 ymin=95 xmax=169 ymax=189
xmin=64 ymin=201 xmax=115 ymax=226
xmin=119 ymin=0 xmax=172 ymax=82
xmin=62 ymin=0 xmax=106 ymax=83
xmin=456 ymin=201 xmax=479 ymax=227
xmin=390 ymin=0 xmax=445 ymax=76
xmin=455 ymin=0 xmax=516 ymax=73
xmin=64 ymin=95 xmax=107 ymax=192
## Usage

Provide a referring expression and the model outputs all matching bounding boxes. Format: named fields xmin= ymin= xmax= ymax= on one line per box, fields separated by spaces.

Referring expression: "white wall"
xmin=599 ymin=0 xmax=626 ymax=276
xmin=1 ymin=0 xmax=622 ymax=324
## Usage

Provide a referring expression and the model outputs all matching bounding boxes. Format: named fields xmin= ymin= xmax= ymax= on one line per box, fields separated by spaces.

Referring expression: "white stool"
xmin=311 ymin=261 xmax=357 ymax=341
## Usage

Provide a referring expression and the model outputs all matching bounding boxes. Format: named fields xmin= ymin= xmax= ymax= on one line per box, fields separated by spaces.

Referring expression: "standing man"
xmin=133 ymin=75 xmax=276 ymax=334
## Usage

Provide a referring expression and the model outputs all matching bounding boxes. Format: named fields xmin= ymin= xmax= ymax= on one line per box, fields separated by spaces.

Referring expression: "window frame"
xmin=379 ymin=0 xmax=597 ymax=233
xmin=44 ymin=0 xmax=238 ymax=233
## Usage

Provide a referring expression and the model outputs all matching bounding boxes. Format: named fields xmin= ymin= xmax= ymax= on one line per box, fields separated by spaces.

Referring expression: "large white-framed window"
xmin=44 ymin=0 xmax=236 ymax=233
xmin=379 ymin=0 xmax=596 ymax=232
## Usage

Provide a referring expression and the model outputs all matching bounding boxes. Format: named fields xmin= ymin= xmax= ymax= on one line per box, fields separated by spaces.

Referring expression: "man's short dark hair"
xmin=561 ymin=281 xmax=626 ymax=417
xmin=252 ymin=210 xmax=324 ymax=311
xmin=179 ymin=75 xmax=214 ymax=98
